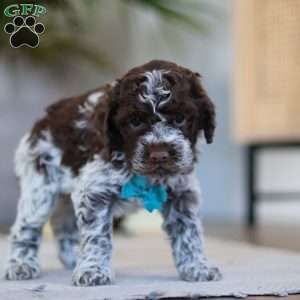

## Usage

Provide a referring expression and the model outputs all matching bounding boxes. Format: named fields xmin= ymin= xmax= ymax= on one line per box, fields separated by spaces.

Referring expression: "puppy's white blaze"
xmin=139 ymin=70 xmax=171 ymax=118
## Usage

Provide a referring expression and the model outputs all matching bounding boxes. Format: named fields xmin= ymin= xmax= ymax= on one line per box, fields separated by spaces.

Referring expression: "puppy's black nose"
xmin=149 ymin=150 xmax=170 ymax=164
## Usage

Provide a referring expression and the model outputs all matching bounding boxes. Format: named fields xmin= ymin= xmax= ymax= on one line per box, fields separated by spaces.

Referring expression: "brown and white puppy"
xmin=5 ymin=60 xmax=221 ymax=286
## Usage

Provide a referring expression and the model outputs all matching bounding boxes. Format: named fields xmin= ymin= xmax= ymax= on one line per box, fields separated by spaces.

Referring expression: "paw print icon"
xmin=4 ymin=16 xmax=45 ymax=48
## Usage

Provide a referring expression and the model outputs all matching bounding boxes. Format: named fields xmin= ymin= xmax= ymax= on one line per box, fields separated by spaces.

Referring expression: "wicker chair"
xmin=234 ymin=0 xmax=300 ymax=226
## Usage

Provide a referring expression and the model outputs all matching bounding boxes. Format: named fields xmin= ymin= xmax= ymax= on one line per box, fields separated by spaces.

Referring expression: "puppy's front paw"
xmin=179 ymin=263 xmax=222 ymax=282
xmin=72 ymin=266 xmax=113 ymax=286
xmin=5 ymin=260 xmax=41 ymax=280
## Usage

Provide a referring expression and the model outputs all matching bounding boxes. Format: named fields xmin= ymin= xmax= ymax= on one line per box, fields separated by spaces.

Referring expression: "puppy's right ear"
xmin=105 ymin=83 xmax=123 ymax=155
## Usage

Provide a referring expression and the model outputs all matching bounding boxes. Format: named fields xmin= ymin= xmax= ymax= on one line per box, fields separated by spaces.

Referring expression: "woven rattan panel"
xmin=233 ymin=0 xmax=300 ymax=143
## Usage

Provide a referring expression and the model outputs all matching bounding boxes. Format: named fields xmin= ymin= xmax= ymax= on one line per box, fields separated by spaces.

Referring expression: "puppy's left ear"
xmin=190 ymin=72 xmax=216 ymax=144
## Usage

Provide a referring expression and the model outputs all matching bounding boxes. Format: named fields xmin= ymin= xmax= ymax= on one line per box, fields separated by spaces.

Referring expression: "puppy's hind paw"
xmin=5 ymin=260 xmax=41 ymax=280
xmin=72 ymin=266 xmax=113 ymax=287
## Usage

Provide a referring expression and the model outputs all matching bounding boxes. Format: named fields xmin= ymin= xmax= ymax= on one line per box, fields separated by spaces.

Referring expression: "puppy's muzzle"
xmin=149 ymin=149 xmax=170 ymax=164
xmin=145 ymin=143 xmax=176 ymax=174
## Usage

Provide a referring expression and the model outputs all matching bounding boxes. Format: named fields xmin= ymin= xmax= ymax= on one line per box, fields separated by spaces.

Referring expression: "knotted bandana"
xmin=120 ymin=175 xmax=167 ymax=212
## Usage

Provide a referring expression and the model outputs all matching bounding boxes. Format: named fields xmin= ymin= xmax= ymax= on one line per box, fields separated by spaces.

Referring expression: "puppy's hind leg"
xmin=50 ymin=194 xmax=78 ymax=270
xmin=5 ymin=133 xmax=62 ymax=280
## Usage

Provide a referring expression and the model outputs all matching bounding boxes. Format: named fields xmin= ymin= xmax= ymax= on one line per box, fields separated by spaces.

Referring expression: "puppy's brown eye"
xmin=174 ymin=113 xmax=186 ymax=127
xmin=129 ymin=117 xmax=144 ymax=129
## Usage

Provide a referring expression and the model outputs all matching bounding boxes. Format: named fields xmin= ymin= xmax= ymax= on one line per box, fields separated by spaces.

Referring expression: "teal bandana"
xmin=120 ymin=175 xmax=167 ymax=212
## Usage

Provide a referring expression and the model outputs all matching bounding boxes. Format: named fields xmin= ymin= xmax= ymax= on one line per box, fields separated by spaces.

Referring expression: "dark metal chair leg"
xmin=247 ymin=145 xmax=257 ymax=227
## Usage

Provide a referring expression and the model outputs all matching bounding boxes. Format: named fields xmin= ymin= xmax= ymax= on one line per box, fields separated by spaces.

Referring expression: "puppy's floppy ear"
xmin=105 ymin=74 xmax=145 ymax=155
xmin=190 ymin=72 xmax=216 ymax=144
xmin=105 ymin=83 xmax=123 ymax=154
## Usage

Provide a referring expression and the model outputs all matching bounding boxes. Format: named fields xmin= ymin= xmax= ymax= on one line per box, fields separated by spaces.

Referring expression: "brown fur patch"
xmin=28 ymin=60 xmax=215 ymax=175
xmin=30 ymin=85 xmax=112 ymax=174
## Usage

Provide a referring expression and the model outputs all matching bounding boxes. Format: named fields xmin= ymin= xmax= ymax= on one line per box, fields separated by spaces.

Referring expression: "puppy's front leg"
xmin=162 ymin=181 xmax=221 ymax=282
xmin=71 ymin=159 xmax=127 ymax=286
xmin=71 ymin=191 xmax=113 ymax=287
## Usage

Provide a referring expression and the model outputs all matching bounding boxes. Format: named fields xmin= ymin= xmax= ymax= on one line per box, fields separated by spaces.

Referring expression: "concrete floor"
xmin=1 ymin=221 xmax=300 ymax=299
xmin=205 ymin=222 xmax=300 ymax=252
xmin=206 ymin=222 xmax=300 ymax=300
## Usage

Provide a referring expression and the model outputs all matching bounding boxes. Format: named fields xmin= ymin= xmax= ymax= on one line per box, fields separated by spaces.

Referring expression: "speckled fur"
xmin=163 ymin=172 xmax=221 ymax=282
xmin=5 ymin=60 xmax=219 ymax=286
xmin=71 ymin=155 xmax=130 ymax=286
xmin=5 ymin=132 xmax=74 ymax=280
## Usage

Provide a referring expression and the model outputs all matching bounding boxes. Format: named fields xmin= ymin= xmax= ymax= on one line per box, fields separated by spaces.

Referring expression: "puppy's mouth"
xmin=137 ymin=164 xmax=178 ymax=177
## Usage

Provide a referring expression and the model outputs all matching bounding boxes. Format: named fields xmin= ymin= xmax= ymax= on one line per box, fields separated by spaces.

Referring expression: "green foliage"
xmin=0 ymin=0 xmax=218 ymax=70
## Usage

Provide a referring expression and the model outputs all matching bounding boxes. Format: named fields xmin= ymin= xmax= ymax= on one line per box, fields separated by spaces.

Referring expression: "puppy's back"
xmin=20 ymin=85 xmax=112 ymax=176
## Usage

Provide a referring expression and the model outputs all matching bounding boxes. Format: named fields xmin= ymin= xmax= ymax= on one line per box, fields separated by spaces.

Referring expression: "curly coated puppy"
xmin=5 ymin=60 xmax=221 ymax=286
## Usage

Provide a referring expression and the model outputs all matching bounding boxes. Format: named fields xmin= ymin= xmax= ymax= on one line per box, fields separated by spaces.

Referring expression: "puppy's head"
xmin=106 ymin=60 xmax=215 ymax=177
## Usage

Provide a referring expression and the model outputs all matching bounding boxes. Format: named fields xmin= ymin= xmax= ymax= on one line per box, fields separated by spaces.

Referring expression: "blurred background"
xmin=1 ymin=0 xmax=300 ymax=247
